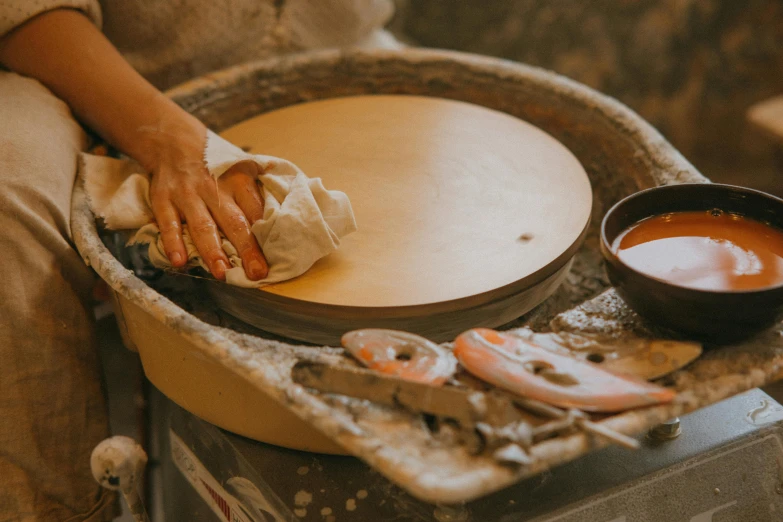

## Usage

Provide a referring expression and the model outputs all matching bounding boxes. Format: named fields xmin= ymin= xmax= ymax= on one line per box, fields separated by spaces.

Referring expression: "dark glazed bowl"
xmin=600 ymin=183 xmax=783 ymax=341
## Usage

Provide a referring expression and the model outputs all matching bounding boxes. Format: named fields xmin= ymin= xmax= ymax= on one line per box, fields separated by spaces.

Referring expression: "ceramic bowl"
xmin=600 ymin=183 xmax=783 ymax=341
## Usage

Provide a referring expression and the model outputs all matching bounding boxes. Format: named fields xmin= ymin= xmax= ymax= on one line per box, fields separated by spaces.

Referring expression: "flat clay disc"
xmin=213 ymin=95 xmax=592 ymax=342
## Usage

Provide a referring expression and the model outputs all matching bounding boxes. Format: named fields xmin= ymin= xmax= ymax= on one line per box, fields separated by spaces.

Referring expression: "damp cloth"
xmin=80 ymin=130 xmax=357 ymax=287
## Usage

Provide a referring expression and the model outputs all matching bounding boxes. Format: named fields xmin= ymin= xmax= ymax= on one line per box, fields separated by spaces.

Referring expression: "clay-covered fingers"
xmin=213 ymin=164 xmax=268 ymax=280
xmin=233 ymin=176 xmax=265 ymax=223
xmin=150 ymin=198 xmax=187 ymax=267
xmin=223 ymin=162 xmax=265 ymax=220
xmin=210 ymin=198 xmax=268 ymax=280
xmin=149 ymin=160 xmax=267 ymax=282
xmin=178 ymin=197 xmax=231 ymax=280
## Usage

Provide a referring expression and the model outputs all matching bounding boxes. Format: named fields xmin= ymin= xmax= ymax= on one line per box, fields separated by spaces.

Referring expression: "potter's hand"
xmin=0 ymin=9 xmax=267 ymax=281
xmin=144 ymin=113 xmax=268 ymax=281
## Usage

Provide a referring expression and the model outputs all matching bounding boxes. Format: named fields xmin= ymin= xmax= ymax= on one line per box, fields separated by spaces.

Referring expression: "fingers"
xmin=151 ymin=198 xmax=187 ymax=267
xmin=153 ymin=161 xmax=267 ymax=282
xmin=210 ymin=164 xmax=268 ymax=281
xmin=209 ymin=197 xmax=268 ymax=281
xmin=179 ymin=197 xmax=231 ymax=281
xmin=233 ymin=177 xmax=265 ymax=223
xmin=223 ymin=162 xmax=265 ymax=222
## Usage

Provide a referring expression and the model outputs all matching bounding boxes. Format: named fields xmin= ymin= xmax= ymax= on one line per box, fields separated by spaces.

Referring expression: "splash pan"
xmin=72 ymin=49 xmax=783 ymax=504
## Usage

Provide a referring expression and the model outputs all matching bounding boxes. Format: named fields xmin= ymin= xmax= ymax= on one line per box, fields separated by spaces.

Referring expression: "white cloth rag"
xmin=81 ymin=130 xmax=357 ymax=287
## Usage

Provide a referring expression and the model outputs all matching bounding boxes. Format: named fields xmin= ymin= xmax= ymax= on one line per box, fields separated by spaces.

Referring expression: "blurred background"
xmin=390 ymin=0 xmax=783 ymax=196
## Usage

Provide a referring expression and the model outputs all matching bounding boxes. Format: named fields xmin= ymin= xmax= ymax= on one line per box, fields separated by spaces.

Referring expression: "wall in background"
xmin=391 ymin=0 xmax=783 ymax=195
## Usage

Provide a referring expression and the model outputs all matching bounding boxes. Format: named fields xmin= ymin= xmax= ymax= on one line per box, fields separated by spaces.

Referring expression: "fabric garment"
xmin=0 ymin=72 xmax=119 ymax=521
xmin=0 ymin=0 xmax=396 ymax=90
xmin=84 ymin=131 xmax=357 ymax=288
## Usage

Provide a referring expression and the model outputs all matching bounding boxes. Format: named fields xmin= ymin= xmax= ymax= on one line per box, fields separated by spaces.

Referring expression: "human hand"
xmin=0 ymin=9 xmax=267 ymax=282
xmin=143 ymin=112 xmax=269 ymax=281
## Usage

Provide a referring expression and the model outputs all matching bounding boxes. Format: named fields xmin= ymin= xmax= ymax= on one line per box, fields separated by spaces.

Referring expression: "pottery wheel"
xmin=206 ymin=95 xmax=592 ymax=344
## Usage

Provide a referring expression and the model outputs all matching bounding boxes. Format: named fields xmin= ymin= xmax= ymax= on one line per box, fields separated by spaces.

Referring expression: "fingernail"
xmin=170 ymin=251 xmax=183 ymax=266
xmin=248 ymin=258 xmax=268 ymax=280
xmin=214 ymin=260 xmax=228 ymax=279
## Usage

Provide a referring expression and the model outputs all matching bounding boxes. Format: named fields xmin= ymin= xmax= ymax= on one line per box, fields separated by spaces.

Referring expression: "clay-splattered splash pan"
xmin=207 ymin=94 xmax=593 ymax=345
xmin=72 ymin=50 xmax=783 ymax=504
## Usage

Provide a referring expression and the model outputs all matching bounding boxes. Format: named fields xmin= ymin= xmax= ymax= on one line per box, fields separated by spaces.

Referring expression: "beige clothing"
xmin=0 ymin=1 xmax=395 ymax=520
xmin=0 ymin=0 xmax=395 ymax=90
xmin=0 ymin=73 xmax=118 ymax=522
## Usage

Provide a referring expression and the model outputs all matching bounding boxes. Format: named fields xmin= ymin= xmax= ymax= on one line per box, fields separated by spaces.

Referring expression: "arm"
xmin=0 ymin=9 xmax=268 ymax=281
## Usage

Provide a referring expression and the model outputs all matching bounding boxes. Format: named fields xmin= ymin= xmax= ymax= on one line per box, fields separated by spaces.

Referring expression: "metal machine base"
xmin=149 ymin=387 xmax=783 ymax=522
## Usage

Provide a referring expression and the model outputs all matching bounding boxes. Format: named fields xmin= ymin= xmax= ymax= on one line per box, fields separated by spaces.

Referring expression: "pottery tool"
xmin=340 ymin=329 xmax=458 ymax=385
xmin=292 ymin=360 xmax=519 ymax=427
xmin=453 ymin=329 xmax=676 ymax=412
xmin=205 ymin=95 xmax=593 ymax=345
xmin=291 ymin=361 xmax=640 ymax=451
xmin=597 ymin=339 xmax=702 ymax=379
xmin=508 ymin=329 xmax=703 ymax=380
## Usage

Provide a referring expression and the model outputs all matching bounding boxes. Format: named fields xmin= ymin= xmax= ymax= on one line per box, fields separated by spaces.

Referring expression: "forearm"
xmin=0 ymin=8 xmax=201 ymax=171
xmin=0 ymin=8 xmax=269 ymax=281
